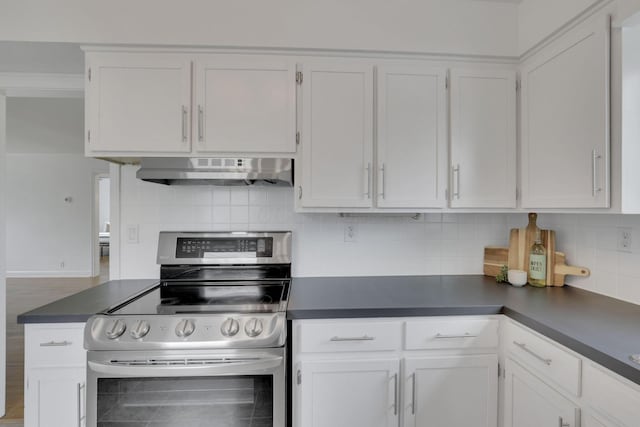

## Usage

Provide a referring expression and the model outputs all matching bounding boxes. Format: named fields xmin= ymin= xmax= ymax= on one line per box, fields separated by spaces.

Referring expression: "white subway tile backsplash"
xmin=118 ymin=166 xmax=640 ymax=307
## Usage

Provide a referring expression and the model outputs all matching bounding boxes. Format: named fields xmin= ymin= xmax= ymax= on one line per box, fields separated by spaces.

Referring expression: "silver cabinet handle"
xmin=40 ymin=340 xmax=72 ymax=347
xmin=452 ymin=164 xmax=460 ymax=199
xmin=77 ymin=382 xmax=86 ymax=427
xmin=513 ymin=341 xmax=552 ymax=366
xmin=411 ymin=372 xmax=417 ymax=415
xmin=592 ymin=149 xmax=602 ymax=196
xmin=558 ymin=416 xmax=569 ymax=427
xmin=435 ymin=333 xmax=478 ymax=339
xmin=392 ymin=373 xmax=398 ymax=415
xmin=364 ymin=163 xmax=371 ymax=199
xmin=181 ymin=106 xmax=188 ymax=142
xmin=198 ymin=105 xmax=204 ymax=142
xmin=330 ymin=335 xmax=375 ymax=342
xmin=379 ymin=163 xmax=385 ymax=199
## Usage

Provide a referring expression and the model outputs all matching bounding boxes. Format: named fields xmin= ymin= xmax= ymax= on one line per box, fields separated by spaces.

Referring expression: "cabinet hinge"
xmin=88 ymin=68 xmax=91 ymax=82
xmin=296 ymin=131 xmax=300 ymax=145
xmin=296 ymin=369 xmax=302 ymax=385
xmin=498 ymin=362 xmax=501 ymax=378
xmin=298 ymin=186 xmax=303 ymax=200
xmin=87 ymin=130 xmax=91 ymax=143
xmin=445 ymin=76 xmax=449 ymax=89
xmin=516 ymin=79 xmax=520 ymax=92
xmin=515 ymin=188 xmax=519 ymax=200
xmin=296 ymin=71 xmax=303 ymax=85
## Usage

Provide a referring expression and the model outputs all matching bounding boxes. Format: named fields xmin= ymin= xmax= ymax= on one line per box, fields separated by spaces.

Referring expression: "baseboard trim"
xmin=6 ymin=270 xmax=93 ymax=278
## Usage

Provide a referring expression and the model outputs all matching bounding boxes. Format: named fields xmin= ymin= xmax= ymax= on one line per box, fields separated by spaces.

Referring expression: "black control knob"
xmin=175 ymin=319 xmax=195 ymax=338
xmin=244 ymin=318 xmax=264 ymax=338
xmin=130 ymin=320 xmax=150 ymax=339
xmin=221 ymin=318 xmax=240 ymax=337
xmin=105 ymin=319 xmax=126 ymax=340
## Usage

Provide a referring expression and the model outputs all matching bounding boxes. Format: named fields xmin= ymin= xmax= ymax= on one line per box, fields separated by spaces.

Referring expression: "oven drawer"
xmin=297 ymin=320 xmax=402 ymax=353
xmin=404 ymin=317 xmax=499 ymax=350
xmin=26 ymin=323 xmax=86 ymax=367
xmin=505 ymin=321 xmax=581 ymax=396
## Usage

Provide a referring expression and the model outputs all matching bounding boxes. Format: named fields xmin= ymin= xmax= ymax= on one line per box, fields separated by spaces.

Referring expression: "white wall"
xmin=0 ymin=92 xmax=7 ymax=416
xmin=0 ymin=0 xmax=519 ymax=57
xmin=98 ymin=177 xmax=110 ymax=233
xmin=5 ymin=98 xmax=108 ymax=277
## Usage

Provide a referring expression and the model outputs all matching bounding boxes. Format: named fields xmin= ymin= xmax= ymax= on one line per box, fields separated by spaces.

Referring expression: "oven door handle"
xmin=88 ymin=356 xmax=283 ymax=377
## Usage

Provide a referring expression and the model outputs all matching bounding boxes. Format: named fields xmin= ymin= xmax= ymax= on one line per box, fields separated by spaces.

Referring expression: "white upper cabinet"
xmin=299 ymin=61 xmax=374 ymax=208
xmin=449 ymin=68 xmax=517 ymax=208
xmin=85 ymin=52 xmax=192 ymax=154
xmin=376 ymin=65 xmax=447 ymax=208
xmin=193 ymin=56 xmax=297 ymax=154
xmin=520 ymin=16 xmax=610 ymax=208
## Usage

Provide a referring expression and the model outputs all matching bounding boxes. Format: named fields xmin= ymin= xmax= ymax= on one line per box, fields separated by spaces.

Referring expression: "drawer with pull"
xmin=505 ymin=321 xmax=581 ymax=396
xmin=297 ymin=320 xmax=402 ymax=353
xmin=404 ymin=317 xmax=499 ymax=350
xmin=26 ymin=323 xmax=87 ymax=367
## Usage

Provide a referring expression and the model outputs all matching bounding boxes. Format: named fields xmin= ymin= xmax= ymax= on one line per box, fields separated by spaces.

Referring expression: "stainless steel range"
xmin=84 ymin=231 xmax=292 ymax=427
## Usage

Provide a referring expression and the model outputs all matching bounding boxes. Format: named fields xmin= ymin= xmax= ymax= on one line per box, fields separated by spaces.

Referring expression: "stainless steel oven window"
xmin=86 ymin=348 xmax=285 ymax=427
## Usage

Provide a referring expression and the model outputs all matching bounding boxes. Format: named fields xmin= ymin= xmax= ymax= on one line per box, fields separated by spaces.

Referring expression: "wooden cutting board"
xmin=484 ymin=246 xmax=590 ymax=286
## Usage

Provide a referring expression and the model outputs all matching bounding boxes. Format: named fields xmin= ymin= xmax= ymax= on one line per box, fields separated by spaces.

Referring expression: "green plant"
xmin=496 ymin=265 xmax=509 ymax=283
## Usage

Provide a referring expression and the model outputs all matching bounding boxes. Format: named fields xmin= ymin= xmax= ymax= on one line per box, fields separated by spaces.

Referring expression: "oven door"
xmin=86 ymin=347 xmax=285 ymax=427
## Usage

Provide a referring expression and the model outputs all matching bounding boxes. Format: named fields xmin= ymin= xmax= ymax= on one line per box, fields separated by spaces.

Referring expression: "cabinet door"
xmin=25 ymin=367 xmax=85 ymax=427
xmin=450 ymin=68 xmax=516 ymax=208
xmin=194 ymin=56 xmax=297 ymax=154
xmin=296 ymin=359 xmax=399 ymax=427
xmin=520 ymin=17 xmax=610 ymax=208
xmin=584 ymin=412 xmax=621 ymax=427
xmin=504 ymin=358 xmax=579 ymax=427
xmin=376 ymin=65 xmax=447 ymax=208
xmin=86 ymin=53 xmax=192 ymax=154
xmin=403 ymin=355 xmax=497 ymax=427
xmin=300 ymin=62 xmax=374 ymax=208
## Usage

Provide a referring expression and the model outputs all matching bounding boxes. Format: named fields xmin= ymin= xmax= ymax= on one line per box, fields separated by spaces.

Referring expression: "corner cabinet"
xmin=449 ymin=68 xmax=517 ymax=208
xmin=24 ymin=323 xmax=87 ymax=427
xmin=299 ymin=61 xmax=374 ymax=208
xmin=85 ymin=52 xmax=192 ymax=154
xmin=520 ymin=15 xmax=610 ymax=208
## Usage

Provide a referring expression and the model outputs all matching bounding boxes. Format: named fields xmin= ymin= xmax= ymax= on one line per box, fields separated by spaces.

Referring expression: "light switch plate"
xmin=127 ymin=224 xmax=139 ymax=244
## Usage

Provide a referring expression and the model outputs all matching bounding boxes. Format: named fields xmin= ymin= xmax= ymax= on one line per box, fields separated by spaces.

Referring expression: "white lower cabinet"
xmin=584 ymin=412 xmax=621 ymax=427
xmin=297 ymin=359 xmax=400 ymax=427
xmin=404 ymin=355 xmax=498 ymax=427
xmin=26 ymin=367 xmax=86 ymax=427
xmin=504 ymin=357 xmax=579 ymax=427
xmin=293 ymin=317 xmax=499 ymax=427
xmin=24 ymin=323 xmax=87 ymax=427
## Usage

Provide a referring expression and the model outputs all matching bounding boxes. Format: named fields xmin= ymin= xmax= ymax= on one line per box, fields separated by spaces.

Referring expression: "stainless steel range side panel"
xmin=156 ymin=231 xmax=292 ymax=265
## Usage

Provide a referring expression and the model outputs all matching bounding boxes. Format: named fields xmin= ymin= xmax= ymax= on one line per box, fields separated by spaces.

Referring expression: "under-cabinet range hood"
xmin=136 ymin=157 xmax=293 ymax=186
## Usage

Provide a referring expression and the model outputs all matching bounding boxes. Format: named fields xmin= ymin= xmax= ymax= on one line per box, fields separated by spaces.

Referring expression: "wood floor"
xmin=1 ymin=257 xmax=109 ymax=425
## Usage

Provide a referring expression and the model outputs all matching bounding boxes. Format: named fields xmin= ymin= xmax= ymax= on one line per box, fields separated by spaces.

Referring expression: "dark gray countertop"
xmin=17 ymin=275 xmax=640 ymax=386
xmin=16 ymin=279 xmax=158 ymax=324
xmin=288 ymin=275 xmax=640 ymax=386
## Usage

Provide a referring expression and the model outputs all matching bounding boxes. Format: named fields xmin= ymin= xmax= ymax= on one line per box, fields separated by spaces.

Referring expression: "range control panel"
xmin=176 ymin=237 xmax=273 ymax=258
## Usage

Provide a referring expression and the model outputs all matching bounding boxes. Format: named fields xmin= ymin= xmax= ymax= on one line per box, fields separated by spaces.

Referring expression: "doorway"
xmin=95 ymin=174 xmax=110 ymax=283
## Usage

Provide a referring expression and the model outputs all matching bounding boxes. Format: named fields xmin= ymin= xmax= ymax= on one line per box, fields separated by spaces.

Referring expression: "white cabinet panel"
xmin=404 ymin=355 xmax=498 ymax=427
xmin=25 ymin=367 xmax=85 ymax=427
xmin=504 ymin=358 xmax=579 ymax=427
xmin=521 ymin=17 xmax=610 ymax=208
xmin=300 ymin=62 xmax=374 ymax=208
xmin=297 ymin=359 xmax=399 ymax=427
xmin=376 ymin=66 xmax=447 ymax=208
xmin=194 ymin=56 xmax=297 ymax=154
xmin=450 ymin=68 xmax=516 ymax=208
xmin=86 ymin=53 xmax=192 ymax=154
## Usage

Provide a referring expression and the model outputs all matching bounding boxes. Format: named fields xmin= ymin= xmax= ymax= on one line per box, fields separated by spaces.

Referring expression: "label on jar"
xmin=529 ymin=254 xmax=546 ymax=280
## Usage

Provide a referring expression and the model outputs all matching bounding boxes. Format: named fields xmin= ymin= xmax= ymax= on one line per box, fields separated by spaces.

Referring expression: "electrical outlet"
xmin=344 ymin=224 xmax=358 ymax=242
xmin=617 ymin=227 xmax=632 ymax=252
xmin=127 ymin=224 xmax=140 ymax=244
xmin=59 ymin=261 xmax=65 ymax=269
